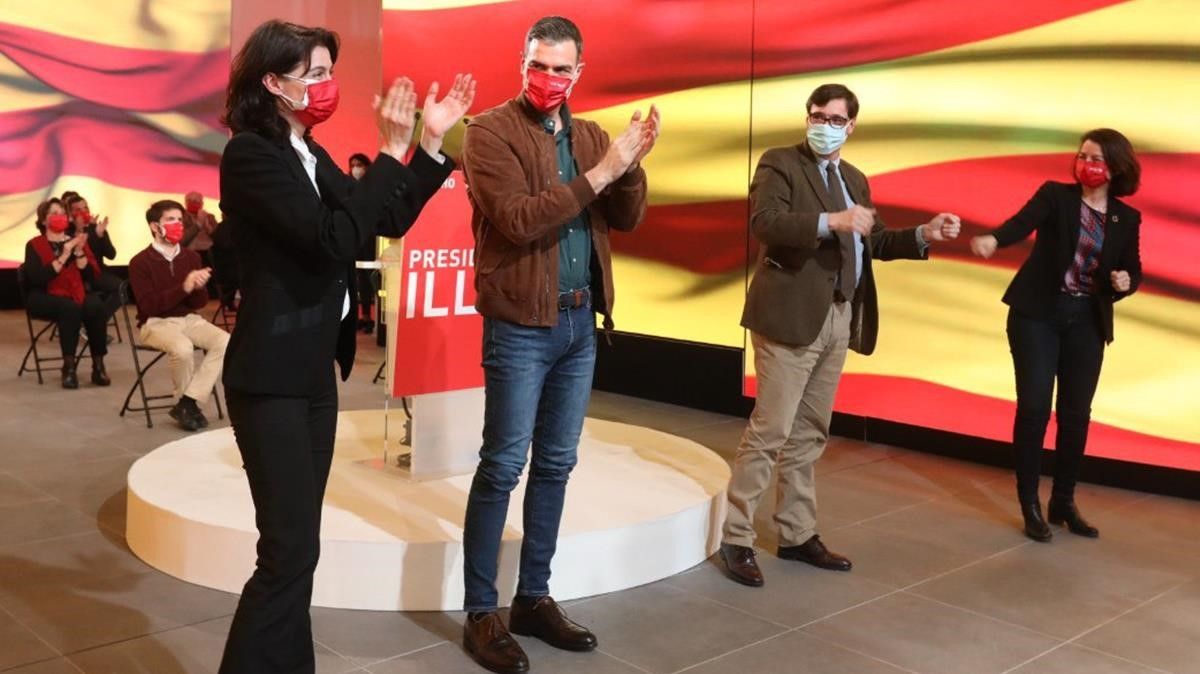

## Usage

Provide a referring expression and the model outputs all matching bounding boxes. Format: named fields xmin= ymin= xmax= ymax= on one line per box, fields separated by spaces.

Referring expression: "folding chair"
xmin=16 ymin=265 xmax=89 ymax=384
xmin=208 ymin=280 xmax=237 ymax=331
xmin=116 ymin=281 xmax=224 ymax=428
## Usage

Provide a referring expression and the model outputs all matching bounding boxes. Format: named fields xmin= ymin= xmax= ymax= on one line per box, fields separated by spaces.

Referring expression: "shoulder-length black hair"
xmin=1077 ymin=128 xmax=1140 ymax=198
xmin=222 ymin=20 xmax=340 ymax=142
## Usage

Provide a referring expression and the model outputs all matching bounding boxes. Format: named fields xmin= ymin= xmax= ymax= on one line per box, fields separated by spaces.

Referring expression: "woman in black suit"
xmin=971 ymin=128 xmax=1142 ymax=542
xmin=216 ymin=20 xmax=473 ymax=673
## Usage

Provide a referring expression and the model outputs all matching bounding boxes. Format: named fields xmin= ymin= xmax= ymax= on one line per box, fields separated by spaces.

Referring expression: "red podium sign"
xmin=389 ymin=171 xmax=483 ymax=397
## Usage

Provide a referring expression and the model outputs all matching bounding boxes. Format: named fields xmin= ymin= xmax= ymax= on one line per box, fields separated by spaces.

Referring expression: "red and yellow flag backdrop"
xmin=0 ymin=1 xmax=230 ymax=268
xmin=384 ymin=0 xmax=1199 ymax=470
xmin=1 ymin=1 xmax=1194 ymax=469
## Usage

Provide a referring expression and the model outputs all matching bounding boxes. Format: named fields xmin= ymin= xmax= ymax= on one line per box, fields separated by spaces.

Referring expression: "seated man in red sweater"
xmin=128 ymin=200 xmax=229 ymax=431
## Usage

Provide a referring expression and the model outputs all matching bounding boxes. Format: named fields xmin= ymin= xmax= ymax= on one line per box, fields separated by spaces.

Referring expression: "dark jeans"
xmin=26 ymin=291 xmax=110 ymax=359
xmin=462 ymin=305 xmax=596 ymax=612
xmin=1007 ymin=296 xmax=1105 ymax=504
xmin=219 ymin=380 xmax=338 ymax=674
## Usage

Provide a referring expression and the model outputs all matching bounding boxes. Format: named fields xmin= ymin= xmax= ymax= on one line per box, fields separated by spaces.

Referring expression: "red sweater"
xmin=25 ymin=236 xmax=99 ymax=305
xmin=128 ymin=244 xmax=208 ymax=326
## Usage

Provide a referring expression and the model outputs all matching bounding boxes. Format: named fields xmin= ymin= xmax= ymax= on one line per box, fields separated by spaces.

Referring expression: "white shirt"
xmin=151 ymin=239 xmax=181 ymax=262
xmin=290 ymin=132 xmax=350 ymax=320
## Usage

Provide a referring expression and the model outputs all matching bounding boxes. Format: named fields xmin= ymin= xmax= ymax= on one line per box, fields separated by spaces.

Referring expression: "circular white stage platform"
xmin=126 ymin=411 xmax=729 ymax=611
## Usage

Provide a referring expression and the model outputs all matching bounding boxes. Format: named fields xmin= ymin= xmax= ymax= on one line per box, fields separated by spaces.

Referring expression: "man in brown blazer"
xmin=719 ymin=83 xmax=961 ymax=587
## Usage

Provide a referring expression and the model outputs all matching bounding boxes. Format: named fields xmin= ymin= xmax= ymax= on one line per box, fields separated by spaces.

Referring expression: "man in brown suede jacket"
xmin=458 ymin=15 xmax=660 ymax=674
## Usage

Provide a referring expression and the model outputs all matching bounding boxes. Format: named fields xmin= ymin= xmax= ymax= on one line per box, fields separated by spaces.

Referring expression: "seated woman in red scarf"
xmin=23 ymin=198 xmax=114 ymax=389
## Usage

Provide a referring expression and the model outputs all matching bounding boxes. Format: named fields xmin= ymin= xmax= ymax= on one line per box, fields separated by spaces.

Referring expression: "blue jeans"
xmin=462 ymin=305 xmax=596 ymax=612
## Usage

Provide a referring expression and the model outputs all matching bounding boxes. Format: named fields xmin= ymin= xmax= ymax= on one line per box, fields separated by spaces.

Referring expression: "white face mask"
xmin=350 ymin=166 xmax=366 ymax=180
xmin=807 ymin=122 xmax=849 ymax=156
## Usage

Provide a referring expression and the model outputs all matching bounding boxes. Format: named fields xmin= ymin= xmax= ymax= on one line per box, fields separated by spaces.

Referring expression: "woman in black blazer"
xmin=971 ymin=128 xmax=1142 ymax=542
xmin=216 ymin=20 xmax=473 ymax=673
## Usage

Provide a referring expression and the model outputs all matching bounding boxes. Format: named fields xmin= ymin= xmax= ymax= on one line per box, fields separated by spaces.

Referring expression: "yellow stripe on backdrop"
xmin=579 ymin=0 xmax=1199 ymax=206
xmin=0 ymin=177 xmax=216 ymax=266
xmin=848 ymin=258 xmax=1200 ymax=445
xmin=0 ymin=0 xmax=230 ymax=52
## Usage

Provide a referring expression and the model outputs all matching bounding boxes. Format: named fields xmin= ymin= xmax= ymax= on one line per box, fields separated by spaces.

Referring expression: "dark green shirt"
xmin=542 ymin=107 xmax=591 ymax=293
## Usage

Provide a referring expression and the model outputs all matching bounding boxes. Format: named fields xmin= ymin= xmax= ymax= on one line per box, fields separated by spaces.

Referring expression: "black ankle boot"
xmin=91 ymin=356 xmax=111 ymax=387
xmin=1021 ymin=501 xmax=1052 ymax=542
xmin=61 ymin=355 xmax=79 ymax=389
xmin=1048 ymin=497 xmax=1099 ymax=538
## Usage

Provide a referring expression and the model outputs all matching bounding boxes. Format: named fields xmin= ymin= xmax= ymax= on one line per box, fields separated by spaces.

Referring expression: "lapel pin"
xmin=1113 ymin=215 xmax=1119 ymax=222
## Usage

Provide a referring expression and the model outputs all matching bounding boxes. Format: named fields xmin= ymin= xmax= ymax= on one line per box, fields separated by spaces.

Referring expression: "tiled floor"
xmin=1 ymin=307 xmax=1197 ymax=673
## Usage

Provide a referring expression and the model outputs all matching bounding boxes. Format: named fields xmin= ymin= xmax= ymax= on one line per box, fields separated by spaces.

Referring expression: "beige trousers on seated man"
xmin=139 ymin=314 xmax=229 ymax=404
xmin=723 ymin=302 xmax=851 ymax=549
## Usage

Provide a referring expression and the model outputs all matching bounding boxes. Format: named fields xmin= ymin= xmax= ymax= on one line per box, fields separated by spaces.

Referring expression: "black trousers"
xmin=1006 ymin=296 xmax=1105 ymax=504
xmin=219 ymin=380 xmax=338 ymax=674
xmin=26 ymin=291 xmax=110 ymax=359
xmin=355 ymin=268 xmax=377 ymax=316
xmin=91 ymin=270 xmax=123 ymax=315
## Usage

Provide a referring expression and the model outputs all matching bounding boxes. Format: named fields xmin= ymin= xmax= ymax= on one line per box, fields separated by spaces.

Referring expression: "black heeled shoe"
xmin=1048 ymin=498 xmax=1099 ymax=538
xmin=90 ymin=356 xmax=111 ymax=387
xmin=1021 ymin=501 xmax=1052 ymax=542
xmin=61 ymin=355 xmax=79 ymax=390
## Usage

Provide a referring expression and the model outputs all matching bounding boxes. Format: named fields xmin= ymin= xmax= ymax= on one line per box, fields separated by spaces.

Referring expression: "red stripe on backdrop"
xmin=383 ymin=0 xmax=1124 ymax=113
xmin=0 ymin=22 xmax=228 ymax=119
xmin=611 ymin=199 xmax=750 ymax=275
xmin=0 ymin=102 xmax=219 ymax=195
xmin=742 ymin=373 xmax=1200 ymax=472
xmin=869 ymin=152 xmax=1200 ymax=301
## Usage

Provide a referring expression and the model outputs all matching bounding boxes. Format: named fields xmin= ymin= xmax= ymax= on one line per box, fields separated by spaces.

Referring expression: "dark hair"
xmin=35 ymin=198 xmax=65 ymax=233
xmin=146 ymin=199 xmax=185 ymax=224
xmin=1077 ymin=128 xmax=1140 ymax=197
xmin=60 ymin=190 xmax=80 ymax=204
xmin=807 ymin=83 xmax=859 ymax=120
xmin=64 ymin=194 xmax=87 ymax=214
xmin=349 ymin=152 xmax=371 ymax=167
xmin=222 ymin=20 xmax=340 ymax=142
xmin=524 ymin=16 xmax=583 ymax=59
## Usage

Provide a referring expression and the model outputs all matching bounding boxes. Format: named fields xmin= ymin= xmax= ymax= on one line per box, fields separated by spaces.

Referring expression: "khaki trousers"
xmin=139 ymin=314 xmax=229 ymax=404
xmin=724 ymin=302 xmax=850 ymax=548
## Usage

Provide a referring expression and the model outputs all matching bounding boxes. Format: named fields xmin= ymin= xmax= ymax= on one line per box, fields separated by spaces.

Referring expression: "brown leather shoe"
xmin=719 ymin=543 xmax=764 ymax=587
xmin=778 ymin=535 xmax=852 ymax=571
xmin=508 ymin=595 xmax=597 ymax=652
xmin=463 ymin=612 xmax=529 ymax=674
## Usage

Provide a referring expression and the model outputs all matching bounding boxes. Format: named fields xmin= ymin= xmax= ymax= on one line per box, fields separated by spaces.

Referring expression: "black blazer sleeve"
xmin=1114 ymin=210 xmax=1142 ymax=302
xmin=220 ymin=132 xmax=429 ymax=264
xmin=992 ymin=181 xmax=1056 ymax=247
xmin=89 ymin=230 xmax=116 ymax=260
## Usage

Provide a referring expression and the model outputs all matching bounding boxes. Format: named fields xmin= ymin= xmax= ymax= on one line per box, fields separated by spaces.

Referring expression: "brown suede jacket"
xmin=462 ymin=96 xmax=647 ymax=328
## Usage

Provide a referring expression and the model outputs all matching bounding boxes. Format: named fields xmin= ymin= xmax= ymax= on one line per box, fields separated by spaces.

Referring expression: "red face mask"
xmin=1075 ymin=158 xmax=1108 ymax=188
xmin=284 ymin=77 xmax=340 ymax=127
xmin=46 ymin=213 xmax=70 ymax=233
xmin=186 ymin=201 xmax=202 ymax=214
xmin=160 ymin=221 xmax=185 ymax=245
xmin=74 ymin=208 xmax=91 ymax=223
xmin=524 ymin=68 xmax=574 ymax=114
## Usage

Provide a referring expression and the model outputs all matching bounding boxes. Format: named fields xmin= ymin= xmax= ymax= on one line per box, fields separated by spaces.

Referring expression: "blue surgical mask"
xmin=807 ymin=123 xmax=848 ymax=156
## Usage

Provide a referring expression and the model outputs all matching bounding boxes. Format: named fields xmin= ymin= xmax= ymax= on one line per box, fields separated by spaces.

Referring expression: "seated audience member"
xmin=65 ymin=194 xmax=122 ymax=316
xmin=23 ymin=199 xmax=113 ymax=388
xmin=182 ymin=191 xmax=218 ymax=261
xmin=349 ymin=152 xmax=379 ymax=333
xmin=128 ymin=199 xmax=230 ymax=431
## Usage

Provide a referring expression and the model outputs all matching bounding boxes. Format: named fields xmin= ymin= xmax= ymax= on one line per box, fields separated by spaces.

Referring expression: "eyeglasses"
xmin=808 ymin=113 xmax=851 ymax=128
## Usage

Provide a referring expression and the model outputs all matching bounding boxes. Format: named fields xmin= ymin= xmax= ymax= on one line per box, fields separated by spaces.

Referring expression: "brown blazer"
xmin=462 ymin=96 xmax=647 ymax=329
xmin=741 ymin=143 xmax=926 ymax=355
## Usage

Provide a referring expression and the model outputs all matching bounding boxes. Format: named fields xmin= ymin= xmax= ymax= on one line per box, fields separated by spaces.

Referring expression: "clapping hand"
xmin=628 ymin=104 xmax=661 ymax=171
xmin=183 ymin=268 xmax=212 ymax=294
xmin=374 ymin=78 xmax=418 ymax=160
xmin=419 ymin=73 xmax=476 ymax=156
xmin=95 ymin=215 xmax=109 ymax=236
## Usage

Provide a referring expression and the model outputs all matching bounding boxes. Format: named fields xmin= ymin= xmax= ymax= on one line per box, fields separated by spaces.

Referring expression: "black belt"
xmin=558 ymin=288 xmax=591 ymax=310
